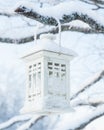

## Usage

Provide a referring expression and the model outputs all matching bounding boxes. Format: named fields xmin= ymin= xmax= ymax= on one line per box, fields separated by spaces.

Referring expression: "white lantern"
xmin=20 ymin=34 xmax=77 ymax=114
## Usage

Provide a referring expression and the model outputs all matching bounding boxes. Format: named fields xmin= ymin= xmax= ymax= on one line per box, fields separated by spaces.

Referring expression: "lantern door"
xmin=27 ymin=59 xmax=42 ymax=104
xmin=47 ymin=58 xmax=70 ymax=104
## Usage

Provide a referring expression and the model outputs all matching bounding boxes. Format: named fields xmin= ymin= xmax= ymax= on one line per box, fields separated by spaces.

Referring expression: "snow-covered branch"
xmin=15 ymin=2 xmax=104 ymax=33
xmin=17 ymin=115 xmax=45 ymax=130
xmin=81 ymin=0 xmax=104 ymax=5
xmin=15 ymin=6 xmax=58 ymax=26
xmin=0 ymin=114 xmax=33 ymax=130
xmin=90 ymin=0 xmax=104 ymax=5
xmin=0 ymin=36 xmax=34 ymax=44
xmin=71 ymin=69 xmax=104 ymax=100
xmin=0 ymin=12 xmax=16 ymax=17
xmin=73 ymin=105 xmax=104 ymax=130
xmin=0 ymin=114 xmax=45 ymax=130
xmin=0 ymin=25 xmax=103 ymax=44
xmin=72 ymin=98 xmax=104 ymax=107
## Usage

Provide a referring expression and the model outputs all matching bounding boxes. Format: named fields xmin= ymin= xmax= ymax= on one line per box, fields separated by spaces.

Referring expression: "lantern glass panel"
xmin=28 ymin=62 xmax=42 ymax=102
xmin=47 ymin=59 xmax=67 ymax=98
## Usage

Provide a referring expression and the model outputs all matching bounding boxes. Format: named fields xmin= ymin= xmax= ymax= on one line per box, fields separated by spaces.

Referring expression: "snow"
xmin=52 ymin=105 xmax=104 ymax=130
xmin=71 ymin=69 xmax=104 ymax=97
xmin=22 ymin=34 xmax=77 ymax=58
xmin=0 ymin=42 xmax=34 ymax=122
xmin=0 ymin=16 xmax=35 ymax=38
xmin=52 ymin=106 xmax=92 ymax=130
xmin=88 ymin=92 xmax=104 ymax=105
xmin=68 ymin=20 xmax=91 ymax=29
xmin=0 ymin=114 xmax=32 ymax=130
xmin=0 ymin=32 xmax=104 ymax=129
xmin=84 ymin=116 xmax=104 ymax=130
xmin=16 ymin=115 xmax=41 ymax=130
xmin=18 ymin=0 xmax=104 ymax=26
xmin=0 ymin=0 xmax=104 ymax=129
xmin=0 ymin=32 xmax=104 ymax=128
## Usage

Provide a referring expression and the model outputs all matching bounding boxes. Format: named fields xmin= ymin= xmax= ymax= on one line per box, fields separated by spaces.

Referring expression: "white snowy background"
xmin=0 ymin=0 xmax=104 ymax=130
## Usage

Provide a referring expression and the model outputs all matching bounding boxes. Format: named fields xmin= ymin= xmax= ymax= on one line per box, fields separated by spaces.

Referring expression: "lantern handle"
xmin=34 ymin=19 xmax=62 ymax=52
xmin=34 ymin=22 xmax=40 ymax=44
xmin=56 ymin=18 xmax=62 ymax=54
xmin=57 ymin=19 xmax=61 ymax=48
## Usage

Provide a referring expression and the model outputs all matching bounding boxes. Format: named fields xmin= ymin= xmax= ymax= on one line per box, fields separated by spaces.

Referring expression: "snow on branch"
xmin=0 ymin=114 xmax=44 ymax=130
xmin=81 ymin=0 xmax=104 ymax=5
xmin=72 ymin=97 xmax=104 ymax=108
xmin=90 ymin=0 xmax=104 ymax=5
xmin=71 ymin=69 xmax=104 ymax=100
xmin=0 ymin=114 xmax=33 ymax=130
xmin=0 ymin=25 xmax=103 ymax=44
xmin=15 ymin=6 xmax=58 ymax=26
xmin=0 ymin=36 xmax=34 ymax=44
xmin=73 ymin=105 xmax=104 ymax=130
xmin=15 ymin=1 xmax=104 ymax=32
xmin=0 ymin=12 xmax=16 ymax=17
xmin=17 ymin=115 xmax=45 ymax=130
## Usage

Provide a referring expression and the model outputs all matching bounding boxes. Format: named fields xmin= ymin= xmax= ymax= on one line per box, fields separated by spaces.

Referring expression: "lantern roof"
xmin=22 ymin=34 xmax=77 ymax=58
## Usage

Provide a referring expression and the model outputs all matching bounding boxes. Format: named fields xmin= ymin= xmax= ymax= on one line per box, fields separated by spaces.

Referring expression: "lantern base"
xmin=20 ymin=106 xmax=74 ymax=115
xmin=20 ymin=97 xmax=74 ymax=114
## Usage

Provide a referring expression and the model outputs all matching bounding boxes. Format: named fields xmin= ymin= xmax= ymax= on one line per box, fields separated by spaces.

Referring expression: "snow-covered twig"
xmin=15 ymin=2 xmax=104 ymax=32
xmin=17 ymin=115 xmax=45 ymax=130
xmin=71 ymin=69 xmax=104 ymax=100
xmin=0 ymin=36 xmax=34 ymax=44
xmin=73 ymin=105 xmax=104 ymax=130
xmin=0 ymin=12 xmax=17 ymax=17
xmin=73 ymin=101 xmax=104 ymax=107
xmin=0 ymin=114 xmax=33 ymax=130
xmin=89 ymin=0 xmax=104 ymax=5
xmin=0 ymin=25 xmax=103 ymax=44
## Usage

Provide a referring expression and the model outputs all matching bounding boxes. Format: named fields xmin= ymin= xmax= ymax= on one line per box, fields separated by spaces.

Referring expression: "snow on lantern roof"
xmin=22 ymin=34 xmax=77 ymax=58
